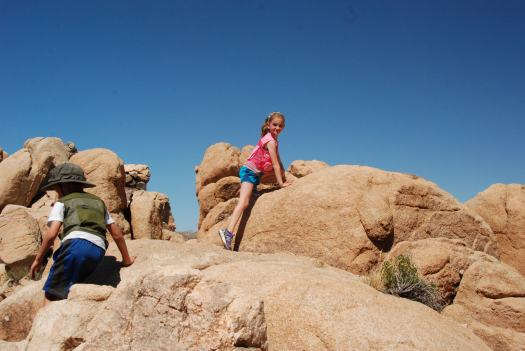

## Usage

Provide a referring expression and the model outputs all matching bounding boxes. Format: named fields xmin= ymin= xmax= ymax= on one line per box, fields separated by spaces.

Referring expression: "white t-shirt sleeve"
xmin=105 ymin=210 xmax=115 ymax=225
xmin=47 ymin=202 xmax=65 ymax=222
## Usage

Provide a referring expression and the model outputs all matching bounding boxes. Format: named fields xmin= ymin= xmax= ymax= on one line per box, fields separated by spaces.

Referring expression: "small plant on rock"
xmin=366 ymin=254 xmax=444 ymax=311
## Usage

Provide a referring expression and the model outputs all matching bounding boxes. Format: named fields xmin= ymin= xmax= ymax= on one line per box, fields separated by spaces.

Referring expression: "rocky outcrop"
xmin=466 ymin=184 xmax=525 ymax=276
xmin=124 ymin=164 xmax=150 ymax=190
xmin=0 ymin=206 xmax=42 ymax=281
xmin=287 ymin=159 xmax=329 ymax=178
xmin=195 ymin=143 xmax=241 ymax=194
xmin=1 ymin=240 xmax=492 ymax=350
xmin=387 ymin=238 xmax=493 ymax=304
xmin=443 ymin=260 xmax=525 ymax=351
xmin=197 ymin=176 xmax=240 ymax=227
xmin=199 ymin=165 xmax=497 ymax=275
xmin=70 ymin=148 xmax=127 ymax=213
xmin=0 ymin=137 xmax=69 ymax=211
xmin=124 ymin=164 xmax=151 ymax=206
xmin=130 ymin=190 xmax=175 ymax=239
xmin=387 ymin=237 xmax=525 ymax=350
xmin=196 ymin=143 xmax=303 ymax=232
xmin=0 ymin=281 xmax=44 ymax=341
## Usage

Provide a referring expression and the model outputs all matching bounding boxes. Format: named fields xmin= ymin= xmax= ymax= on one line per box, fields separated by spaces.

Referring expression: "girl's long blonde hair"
xmin=260 ymin=112 xmax=286 ymax=137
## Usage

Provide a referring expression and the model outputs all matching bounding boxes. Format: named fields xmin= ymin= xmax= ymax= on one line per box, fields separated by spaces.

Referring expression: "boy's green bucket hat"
xmin=40 ymin=163 xmax=95 ymax=191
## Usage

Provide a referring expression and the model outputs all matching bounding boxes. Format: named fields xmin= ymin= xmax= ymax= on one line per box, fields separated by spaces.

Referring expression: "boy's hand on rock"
xmin=29 ymin=258 xmax=42 ymax=279
xmin=122 ymin=256 xmax=136 ymax=267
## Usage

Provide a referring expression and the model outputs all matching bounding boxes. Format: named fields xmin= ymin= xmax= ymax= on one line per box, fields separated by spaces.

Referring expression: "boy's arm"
xmin=267 ymin=141 xmax=290 ymax=187
xmin=107 ymin=223 xmax=135 ymax=267
xmin=30 ymin=221 xmax=61 ymax=279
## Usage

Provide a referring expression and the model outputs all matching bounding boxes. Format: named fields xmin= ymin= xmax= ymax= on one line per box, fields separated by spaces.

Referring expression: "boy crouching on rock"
xmin=30 ymin=163 xmax=135 ymax=302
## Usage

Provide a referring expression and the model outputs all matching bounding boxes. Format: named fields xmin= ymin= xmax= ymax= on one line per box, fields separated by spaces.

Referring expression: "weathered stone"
xmin=197 ymin=176 xmax=240 ymax=228
xmin=442 ymin=260 xmax=525 ymax=351
xmin=29 ymin=191 xmax=58 ymax=237
xmin=195 ymin=143 xmax=240 ymax=194
xmin=387 ymin=238 xmax=496 ymax=303
xmin=0 ymin=281 xmax=44 ymax=341
xmin=0 ymin=137 xmax=69 ymax=211
xmin=70 ymin=148 xmax=127 ymax=213
xmin=110 ymin=212 xmax=131 ymax=237
xmin=198 ymin=165 xmax=497 ymax=275
xmin=64 ymin=141 xmax=77 ymax=158
xmin=0 ymin=206 xmax=41 ymax=281
xmin=239 ymin=145 xmax=254 ymax=166
xmin=124 ymin=164 xmax=151 ymax=184
xmin=198 ymin=198 xmax=238 ymax=245
xmin=466 ymin=184 xmax=525 ymax=276
xmin=287 ymin=159 xmax=329 ymax=178
xmin=19 ymin=240 xmax=491 ymax=351
xmin=130 ymin=190 xmax=175 ymax=240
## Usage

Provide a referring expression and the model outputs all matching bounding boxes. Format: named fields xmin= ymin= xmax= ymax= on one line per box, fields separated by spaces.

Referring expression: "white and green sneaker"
xmin=218 ymin=228 xmax=234 ymax=250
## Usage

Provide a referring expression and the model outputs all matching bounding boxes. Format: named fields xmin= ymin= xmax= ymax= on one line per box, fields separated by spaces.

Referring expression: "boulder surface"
xmin=2 ymin=240 xmax=492 ymax=351
xmin=200 ymin=165 xmax=497 ymax=275
xmin=466 ymin=184 xmax=525 ymax=276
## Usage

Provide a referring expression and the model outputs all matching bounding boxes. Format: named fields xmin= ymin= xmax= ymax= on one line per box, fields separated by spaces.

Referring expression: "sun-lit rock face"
xmin=466 ymin=183 xmax=525 ymax=276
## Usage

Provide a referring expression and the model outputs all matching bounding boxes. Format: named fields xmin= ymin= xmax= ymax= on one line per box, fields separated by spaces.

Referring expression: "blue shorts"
xmin=239 ymin=166 xmax=261 ymax=186
xmin=43 ymin=238 xmax=105 ymax=300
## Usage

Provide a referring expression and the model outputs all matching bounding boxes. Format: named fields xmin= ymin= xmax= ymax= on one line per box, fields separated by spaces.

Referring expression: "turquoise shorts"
xmin=239 ymin=166 xmax=261 ymax=186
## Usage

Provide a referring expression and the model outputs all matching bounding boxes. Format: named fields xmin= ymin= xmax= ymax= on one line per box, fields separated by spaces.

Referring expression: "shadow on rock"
xmin=233 ymin=194 xmax=260 ymax=251
xmin=84 ymin=256 xmax=122 ymax=287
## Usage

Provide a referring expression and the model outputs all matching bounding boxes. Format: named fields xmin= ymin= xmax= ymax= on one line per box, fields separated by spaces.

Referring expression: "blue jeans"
xmin=43 ymin=238 xmax=105 ymax=300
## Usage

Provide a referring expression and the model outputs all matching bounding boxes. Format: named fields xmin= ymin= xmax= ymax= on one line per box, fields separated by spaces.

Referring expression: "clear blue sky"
xmin=1 ymin=0 xmax=524 ymax=231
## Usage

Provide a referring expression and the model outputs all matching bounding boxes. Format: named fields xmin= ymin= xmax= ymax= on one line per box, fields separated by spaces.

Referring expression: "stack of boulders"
xmin=0 ymin=137 xmax=177 ymax=300
xmin=0 ymin=240 xmax=500 ymax=351
xmin=195 ymin=142 xmax=327 ymax=234
xmin=1 ymin=139 xmax=524 ymax=351
xmin=195 ymin=142 xmax=525 ymax=351
xmin=124 ymin=164 xmax=150 ymax=203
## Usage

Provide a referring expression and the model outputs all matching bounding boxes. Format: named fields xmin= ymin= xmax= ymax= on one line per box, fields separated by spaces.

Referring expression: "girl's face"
xmin=268 ymin=117 xmax=285 ymax=137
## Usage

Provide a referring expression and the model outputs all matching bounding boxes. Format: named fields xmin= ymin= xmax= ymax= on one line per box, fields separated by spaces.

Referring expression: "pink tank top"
xmin=245 ymin=133 xmax=277 ymax=174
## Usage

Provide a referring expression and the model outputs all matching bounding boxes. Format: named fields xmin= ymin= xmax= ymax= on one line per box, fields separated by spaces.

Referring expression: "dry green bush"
xmin=366 ymin=255 xmax=444 ymax=311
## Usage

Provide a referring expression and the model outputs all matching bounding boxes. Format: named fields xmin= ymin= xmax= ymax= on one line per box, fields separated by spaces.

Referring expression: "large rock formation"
xmin=0 ymin=206 xmax=42 ymax=281
xmin=130 ymin=190 xmax=175 ymax=240
xmin=387 ymin=237 xmax=525 ymax=351
xmin=195 ymin=143 xmax=241 ymax=194
xmin=70 ymin=148 xmax=127 ymax=214
xmin=0 ymin=281 xmax=44 ymax=341
xmin=287 ymin=159 xmax=329 ymax=178
xmin=1 ymin=240 xmax=492 ymax=350
xmin=197 ymin=176 xmax=240 ymax=227
xmin=443 ymin=260 xmax=525 ymax=351
xmin=466 ymin=184 xmax=525 ymax=276
xmin=199 ymin=165 xmax=497 ymax=275
xmin=0 ymin=137 xmax=69 ymax=211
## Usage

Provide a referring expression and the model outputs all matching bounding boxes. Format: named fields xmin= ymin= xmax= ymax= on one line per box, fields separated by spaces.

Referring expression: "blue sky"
xmin=1 ymin=0 xmax=524 ymax=231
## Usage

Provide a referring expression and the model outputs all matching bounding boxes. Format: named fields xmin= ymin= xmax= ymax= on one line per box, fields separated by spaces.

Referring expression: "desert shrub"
xmin=367 ymin=255 xmax=444 ymax=311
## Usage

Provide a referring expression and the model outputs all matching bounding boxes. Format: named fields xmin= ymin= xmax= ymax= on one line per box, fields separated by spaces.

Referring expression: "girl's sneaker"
xmin=218 ymin=228 xmax=234 ymax=250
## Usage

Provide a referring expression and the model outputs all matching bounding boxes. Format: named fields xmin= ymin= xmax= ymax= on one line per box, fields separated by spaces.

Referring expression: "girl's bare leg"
xmin=227 ymin=182 xmax=254 ymax=234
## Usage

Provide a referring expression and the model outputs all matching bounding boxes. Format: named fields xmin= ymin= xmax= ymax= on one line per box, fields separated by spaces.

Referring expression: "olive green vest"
xmin=60 ymin=192 xmax=109 ymax=248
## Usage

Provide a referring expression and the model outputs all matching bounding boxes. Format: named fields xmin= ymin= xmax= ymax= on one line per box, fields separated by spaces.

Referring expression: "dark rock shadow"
xmin=233 ymin=197 xmax=256 ymax=252
xmin=83 ymin=256 xmax=122 ymax=288
xmin=370 ymin=234 xmax=394 ymax=252
xmin=233 ymin=186 xmax=282 ymax=251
